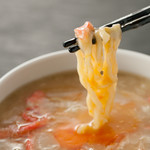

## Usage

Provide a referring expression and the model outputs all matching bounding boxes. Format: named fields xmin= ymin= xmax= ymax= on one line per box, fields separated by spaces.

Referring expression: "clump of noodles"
xmin=74 ymin=22 xmax=122 ymax=134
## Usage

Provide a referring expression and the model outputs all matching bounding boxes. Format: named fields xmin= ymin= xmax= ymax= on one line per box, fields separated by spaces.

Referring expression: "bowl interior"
xmin=0 ymin=49 xmax=150 ymax=102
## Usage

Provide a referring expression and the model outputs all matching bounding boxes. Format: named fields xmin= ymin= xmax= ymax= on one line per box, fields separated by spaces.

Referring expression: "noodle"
xmin=74 ymin=22 xmax=122 ymax=134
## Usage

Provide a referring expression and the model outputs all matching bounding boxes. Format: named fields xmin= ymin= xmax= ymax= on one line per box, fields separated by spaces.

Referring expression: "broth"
xmin=0 ymin=71 xmax=150 ymax=150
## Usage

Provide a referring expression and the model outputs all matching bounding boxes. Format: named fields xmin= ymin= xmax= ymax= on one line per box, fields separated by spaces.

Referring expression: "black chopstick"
xmin=121 ymin=13 xmax=150 ymax=32
xmin=104 ymin=6 xmax=150 ymax=28
xmin=63 ymin=37 xmax=97 ymax=49
xmin=63 ymin=6 xmax=150 ymax=53
xmin=63 ymin=38 xmax=77 ymax=48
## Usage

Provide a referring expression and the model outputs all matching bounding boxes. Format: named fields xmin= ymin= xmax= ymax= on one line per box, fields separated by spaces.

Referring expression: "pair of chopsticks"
xmin=63 ymin=6 xmax=150 ymax=53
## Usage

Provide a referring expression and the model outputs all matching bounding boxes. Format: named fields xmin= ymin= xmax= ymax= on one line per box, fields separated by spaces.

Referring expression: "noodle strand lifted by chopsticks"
xmin=74 ymin=22 xmax=122 ymax=134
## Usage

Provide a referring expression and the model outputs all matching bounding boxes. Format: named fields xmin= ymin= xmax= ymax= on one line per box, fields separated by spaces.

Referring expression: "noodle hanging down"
xmin=74 ymin=22 xmax=122 ymax=134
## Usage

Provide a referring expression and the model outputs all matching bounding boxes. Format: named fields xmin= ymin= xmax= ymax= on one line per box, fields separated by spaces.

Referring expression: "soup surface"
xmin=0 ymin=71 xmax=150 ymax=150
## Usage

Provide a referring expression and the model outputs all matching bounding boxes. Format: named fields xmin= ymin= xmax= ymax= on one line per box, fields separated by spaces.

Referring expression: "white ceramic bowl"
xmin=0 ymin=49 xmax=150 ymax=102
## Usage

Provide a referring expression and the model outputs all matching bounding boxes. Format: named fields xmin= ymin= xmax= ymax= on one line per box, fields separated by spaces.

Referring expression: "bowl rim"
xmin=0 ymin=49 xmax=149 ymax=83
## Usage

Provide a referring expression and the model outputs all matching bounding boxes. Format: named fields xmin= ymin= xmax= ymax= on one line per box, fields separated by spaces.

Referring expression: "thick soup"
xmin=0 ymin=71 xmax=150 ymax=150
